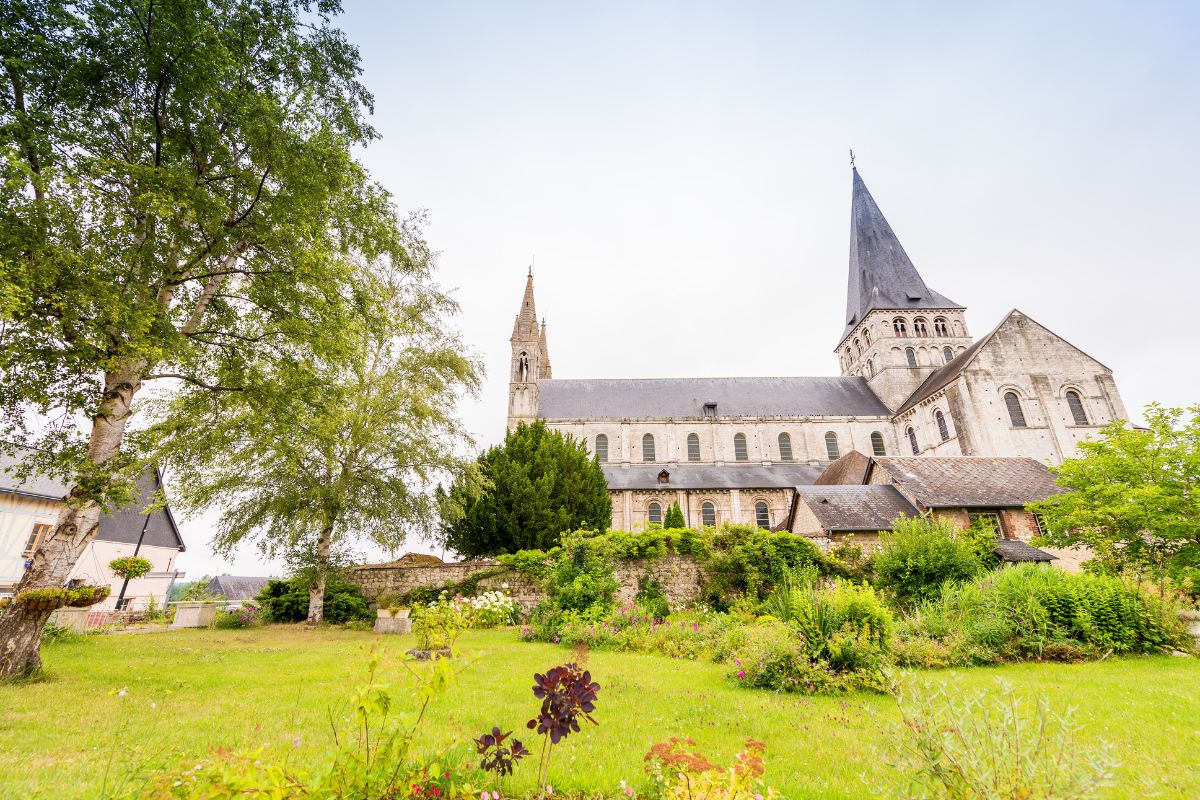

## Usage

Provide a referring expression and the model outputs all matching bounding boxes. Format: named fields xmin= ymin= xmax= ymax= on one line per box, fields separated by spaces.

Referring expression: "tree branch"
xmin=143 ymin=374 xmax=244 ymax=392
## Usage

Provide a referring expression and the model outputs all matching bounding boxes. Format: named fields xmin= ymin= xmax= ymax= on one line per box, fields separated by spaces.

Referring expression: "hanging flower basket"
xmin=16 ymin=588 xmax=71 ymax=612
xmin=109 ymin=556 xmax=152 ymax=580
xmin=69 ymin=586 xmax=111 ymax=608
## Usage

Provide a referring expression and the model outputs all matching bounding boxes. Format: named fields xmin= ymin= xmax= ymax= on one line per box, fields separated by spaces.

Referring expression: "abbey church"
xmin=507 ymin=168 xmax=1129 ymax=533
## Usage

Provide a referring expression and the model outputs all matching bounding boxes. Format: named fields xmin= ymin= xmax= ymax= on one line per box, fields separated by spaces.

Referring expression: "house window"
xmin=934 ymin=318 xmax=949 ymax=336
xmin=825 ymin=432 xmax=840 ymax=460
xmin=905 ymin=348 xmax=918 ymax=368
xmin=778 ymin=433 xmax=793 ymax=461
xmin=687 ymin=433 xmax=700 ymax=462
xmin=866 ymin=359 xmax=874 ymax=378
xmin=701 ymin=502 xmax=716 ymax=527
xmin=1004 ymin=392 xmax=1027 ymax=428
xmin=734 ymin=433 xmax=748 ymax=461
xmin=969 ymin=512 xmax=1002 ymax=537
xmin=595 ymin=434 xmax=608 ymax=463
xmin=913 ymin=318 xmax=929 ymax=337
xmin=648 ymin=502 xmax=662 ymax=526
xmin=1033 ymin=513 xmax=1049 ymax=536
xmin=871 ymin=432 xmax=886 ymax=456
xmin=907 ymin=426 xmax=919 ymax=454
xmin=936 ymin=409 xmax=950 ymax=441
xmin=642 ymin=434 xmax=656 ymax=461
xmin=755 ymin=502 xmax=770 ymax=529
xmin=23 ymin=523 xmax=51 ymax=558
xmin=1066 ymin=391 xmax=1088 ymax=426
xmin=893 ymin=318 xmax=907 ymax=337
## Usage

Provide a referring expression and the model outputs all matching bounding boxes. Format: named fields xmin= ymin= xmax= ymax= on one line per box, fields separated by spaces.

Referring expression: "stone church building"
xmin=507 ymin=168 xmax=1129 ymax=532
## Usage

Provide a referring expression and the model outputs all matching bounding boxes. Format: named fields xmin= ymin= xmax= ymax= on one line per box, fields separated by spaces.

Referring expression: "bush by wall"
xmin=874 ymin=516 xmax=983 ymax=607
xmin=255 ymin=578 xmax=373 ymax=624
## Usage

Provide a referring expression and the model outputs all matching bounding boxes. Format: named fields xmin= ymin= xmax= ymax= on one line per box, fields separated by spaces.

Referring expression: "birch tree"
xmin=0 ymin=0 xmax=404 ymax=675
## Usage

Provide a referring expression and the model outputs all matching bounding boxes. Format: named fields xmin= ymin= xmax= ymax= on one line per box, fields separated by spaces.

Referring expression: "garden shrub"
xmin=255 ymin=578 xmax=372 ymax=624
xmin=215 ymin=605 xmax=259 ymax=629
xmin=728 ymin=620 xmax=888 ymax=695
xmin=874 ymin=516 xmax=982 ymax=607
xmin=702 ymin=526 xmax=822 ymax=609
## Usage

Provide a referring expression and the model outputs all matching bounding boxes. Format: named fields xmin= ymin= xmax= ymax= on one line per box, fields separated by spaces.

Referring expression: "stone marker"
xmin=172 ymin=602 xmax=218 ymax=628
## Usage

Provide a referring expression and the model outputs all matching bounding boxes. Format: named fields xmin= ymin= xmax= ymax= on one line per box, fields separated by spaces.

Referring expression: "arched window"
xmin=1066 ymin=391 xmax=1088 ymax=426
xmin=913 ymin=318 xmax=928 ymax=337
xmin=934 ymin=318 xmax=949 ymax=337
xmin=936 ymin=409 xmax=950 ymax=441
xmin=755 ymin=502 xmax=770 ymax=529
xmin=854 ymin=338 xmax=862 ymax=355
xmin=866 ymin=359 xmax=875 ymax=378
xmin=701 ymin=502 xmax=716 ymax=527
xmin=943 ymin=346 xmax=954 ymax=364
xmin=907 ymin=426 xmax=919 ymax=455
xmin=905 ymin=348 xmax=918 ymax=368
xmin=825 ymin=432 xmax=840 ymax=460
xmin=648 ymin=502 xmax=662 ymax=526
xmin=1004 ymin=392 xmax=1027 ymax=428
xmin=778 ymin=433 xmax=793 ymax=461
xmin=595 ymin=434 xmax=608 ymax=463
xmin=863 ymin=329 xmax=871 ymax=346
xmin=687 ymin=433 xmax=700 ymax=461
xmin=893 ymin=318 xmax=907 ymax=337
xmin=871 ymin=431 xmax=886 ymax=456
xmin=733 ymin=433 xmax=748 ymax=461
xmin=642 ymin=433 xmax=656 ymax=461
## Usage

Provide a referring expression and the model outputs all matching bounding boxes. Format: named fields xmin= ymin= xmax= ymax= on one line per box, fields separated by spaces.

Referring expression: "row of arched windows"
xmin=903 ymin=346 xmax=956 ymax=368
xmin=596 ymin=431 xmax=889 ymax=462
xmin=647 ymin=500 xmax=770 ymax=529
xmin=1001 ymin=390 xmax=1089 ymax=429
xmin=893 ymin=316 xmax=955 ymax=338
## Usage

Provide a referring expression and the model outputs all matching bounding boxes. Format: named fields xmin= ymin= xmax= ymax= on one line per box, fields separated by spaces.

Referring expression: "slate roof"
xmin=814 ymin=451 xmax=871 ymax=486
xmin=872 ymin=457 xmax=1067 ymax=508
xmin=603 ymin=463 xmax=825 ymax=491
xmin=538 ymin=377 xmax=891 ymax=419
xmin=842 ymin=169 xmax=962 ymax=341
xmin=794 ymin=485 xmax=920 ymax=531
xmin=0 ymin=450 xmax=71 ymax=500
xmin=993 ymin=540 xmax=1058 ymax=562
xmin=207 ymin=576 xmax=272 ymax=602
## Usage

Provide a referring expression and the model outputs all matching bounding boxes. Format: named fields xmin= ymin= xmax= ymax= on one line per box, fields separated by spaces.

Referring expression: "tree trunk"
xmin=306 ymin=524 xmax=334 ymax=626
xmin=0 ymin=365 xmax=142 ymax=678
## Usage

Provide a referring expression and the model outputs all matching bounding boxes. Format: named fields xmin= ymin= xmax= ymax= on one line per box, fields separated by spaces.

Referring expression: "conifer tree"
xmin=663 ymin=501 xmax=686 ymax=529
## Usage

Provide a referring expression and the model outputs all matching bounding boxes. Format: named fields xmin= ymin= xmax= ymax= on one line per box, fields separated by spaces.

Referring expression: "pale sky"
xmin=175 ymin=0 xmax=1200 ymax=580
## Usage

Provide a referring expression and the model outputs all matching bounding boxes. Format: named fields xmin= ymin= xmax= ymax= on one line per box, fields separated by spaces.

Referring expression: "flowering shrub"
xmin=466 ymin=591 xmax=519 ymax=627
xmin=727 ymin=620 xmax=889 ymax=695
xmin=644 ymin=737 xmax=779 ymax=800
xmin=108 ymin=556 xmax=153 ymax=580
xmin=215 ymin=605 xmax=259 ymax=629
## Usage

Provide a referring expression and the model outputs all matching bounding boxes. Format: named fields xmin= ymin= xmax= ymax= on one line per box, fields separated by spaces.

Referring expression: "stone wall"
xmin=348 ymin=552 xmax=708 ymax=615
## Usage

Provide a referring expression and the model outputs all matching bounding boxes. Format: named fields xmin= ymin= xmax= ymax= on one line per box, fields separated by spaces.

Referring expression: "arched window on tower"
xmin=1004 ymin=392 xmax=1027 ymax=428
xmin=687 ymin=433 xmax=700 ymax=461
xmin=648 ymin=502 xmax=662 ymax=526
xmin=778 ymin=433 xmax=793 ymax=461
xmin=906 ymin=348 xmax=918 ymax=368
xmin=913 ymin=318 xmax=929 ymax=337
xmin=893 ymin=318 xmax=907 ymax=337
xmin=934 ymin=318 xmax=949 ymax=337
xmin=866 ymin=359 xmax=875 ymax=378
xmin=854 ymin=338 xmax=862 ymax=355
xmin=943 ymin=346 xmax=954 ymax=364
xmin=1066 ymin=391 xmax=1088 ymax=426
xmin=863 ymin=329 xmax=871 ymax=346
xmin=936 ymin=409 xmax=950 ymax=441
xmin=595 ymin=434 xmax=608 ymax=463
xmin=702 ymin=502 xmax=716 ymax=527
xmin=907 ymin=427 xmax=919 ymax=455
xmin=825 ymin=432 xmax=840 ymax=460
xmin=871 ymin=431 xmax=886 ymax=456
xmin=734 ymin=433 xmax=748 ymax=461
xmin=642 ymin=433 xmax=656 ymax=461
xmin=755 ymin=502 xmax=770 ymax=529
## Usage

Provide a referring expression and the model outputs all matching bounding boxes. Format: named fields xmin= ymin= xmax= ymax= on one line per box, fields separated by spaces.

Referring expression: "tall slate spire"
xmin=842 ymin=169 xmax=961 ymax=341
xmin=513 ymin=269 xmax=538 ymax=338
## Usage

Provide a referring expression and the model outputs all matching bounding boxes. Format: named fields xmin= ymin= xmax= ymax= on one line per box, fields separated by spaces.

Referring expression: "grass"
xmin=0 ymin=625 xmax=1196 ymax=799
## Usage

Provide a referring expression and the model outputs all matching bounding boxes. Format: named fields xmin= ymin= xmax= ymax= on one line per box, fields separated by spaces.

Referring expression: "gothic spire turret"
xmin=842 ymin=168 xmax=962 ymax=341
xmin=508 ymin=271 xmax=546 ymax=430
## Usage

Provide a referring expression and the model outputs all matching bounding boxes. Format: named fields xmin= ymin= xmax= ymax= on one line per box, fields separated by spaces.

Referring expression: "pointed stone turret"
xmin=842 ymin=168 xmax=962 ymax=340
xmin=516 ymin=269 xmax=538 ymax=337
xmin=508 ymin=271 xmax=548 ymax=430
xmin=539 ymin=319 xmax=552 ymax=379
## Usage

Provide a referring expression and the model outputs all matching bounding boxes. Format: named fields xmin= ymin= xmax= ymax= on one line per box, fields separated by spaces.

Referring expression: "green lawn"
xmin=0 ymin=626 xmax=1196 ymax=799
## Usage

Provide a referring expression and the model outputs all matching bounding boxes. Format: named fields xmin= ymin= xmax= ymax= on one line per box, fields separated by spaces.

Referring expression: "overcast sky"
xmin=174 ymin=0 xmax=1200 ymax=580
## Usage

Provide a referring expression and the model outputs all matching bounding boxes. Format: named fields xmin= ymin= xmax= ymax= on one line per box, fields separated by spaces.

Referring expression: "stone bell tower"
xmin=508 ymin=270 xmax=551 ymax=431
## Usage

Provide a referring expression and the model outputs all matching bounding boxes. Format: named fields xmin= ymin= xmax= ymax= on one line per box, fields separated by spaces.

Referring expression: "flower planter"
xmin=375 ymin=616 xmax=412 ymax=635
xmin=1179 ymin=611 xmax=1200 ymax=651
xmin=69 ymin=586 xmax=110 ymax=608
xmin=376 ymin=608 xmax=410 ymax=619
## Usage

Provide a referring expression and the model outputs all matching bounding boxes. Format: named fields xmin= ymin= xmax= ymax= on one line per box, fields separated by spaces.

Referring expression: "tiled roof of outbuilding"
xmin=993 ymin=540 xmax=1058 ymax=562
xmin=872 ymin=457 xmax=1066 ymax=508
xmin=538 ymin=377 xmax=891 ymax=419
xmin=794 ymin=485 xmax=920 ymax=531
xmin=603 ymin=463 xmax=825 ymax=491
xmin=207 ymin=576 xmax=272 ymax=602
xmin=814 ymin=451 xmax=871 ymax=486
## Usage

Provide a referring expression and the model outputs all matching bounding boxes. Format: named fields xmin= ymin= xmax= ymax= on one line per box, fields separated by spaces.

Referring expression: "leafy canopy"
xmin=437 ymin=420 xmax=612 ymax=559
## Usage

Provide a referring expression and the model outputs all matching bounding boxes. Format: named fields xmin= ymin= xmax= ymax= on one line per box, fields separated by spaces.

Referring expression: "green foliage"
xmin=874 ymin=516 xmax=983 ymax=607
xmin=498 ymin=549 xmax=555 ymax=578
xmin=701 ymin=525 xmax=823 ymax=609
xmin=663 ymin=501 xmax=686 ymax=530
xmin=108 ymin=556 xmax=152 ymax=580
xmin=728 ymin=620 xmax=889 ymax=696
xmin=962 ymin=517 xmax=1004 ymax=572
xmin=542 ymin=532 xmax=621 ymax=614
xmin=175 ymin=577 xmax=224 ymax=603
xmin=437 ymin=420 xmax=612 ymax=558
xmin=215 ymin=606 xmax=259 ymax=629
xmin=1030 ymin=403 xmax=1200 ymax=582
xmin=255 ymin=578 xmax=372 ymax=625
xmin=884 ymin=677 xmax=1120 ymax=799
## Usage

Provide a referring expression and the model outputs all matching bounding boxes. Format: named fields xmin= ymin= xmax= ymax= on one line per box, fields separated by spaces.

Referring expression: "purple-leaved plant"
xmin=526 ymin=662 xmax=600 ymax=797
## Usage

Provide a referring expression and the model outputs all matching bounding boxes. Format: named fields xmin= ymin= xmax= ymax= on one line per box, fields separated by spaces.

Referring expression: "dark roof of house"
xmin=794 ymin=485 xmax=920 ymax=531
xmin=993 ymin=540 xmax=1058 ymax=562
xmin=603 ymin=463 xmax=825 ymax=491
xmin=538 ymin=377 xmax=891 ymax=419
xmin=0 ymin=450 xmax=72 ymax=501
xmin=872 ymin=457 xmax=1067 ymax=508
xmin=814 ymin=450 xmax=871 ymax=486
xmin=207 ymin=576 xmax=272 ymax=602
xmin=841 ymin=169 xmax=962 ymax=341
